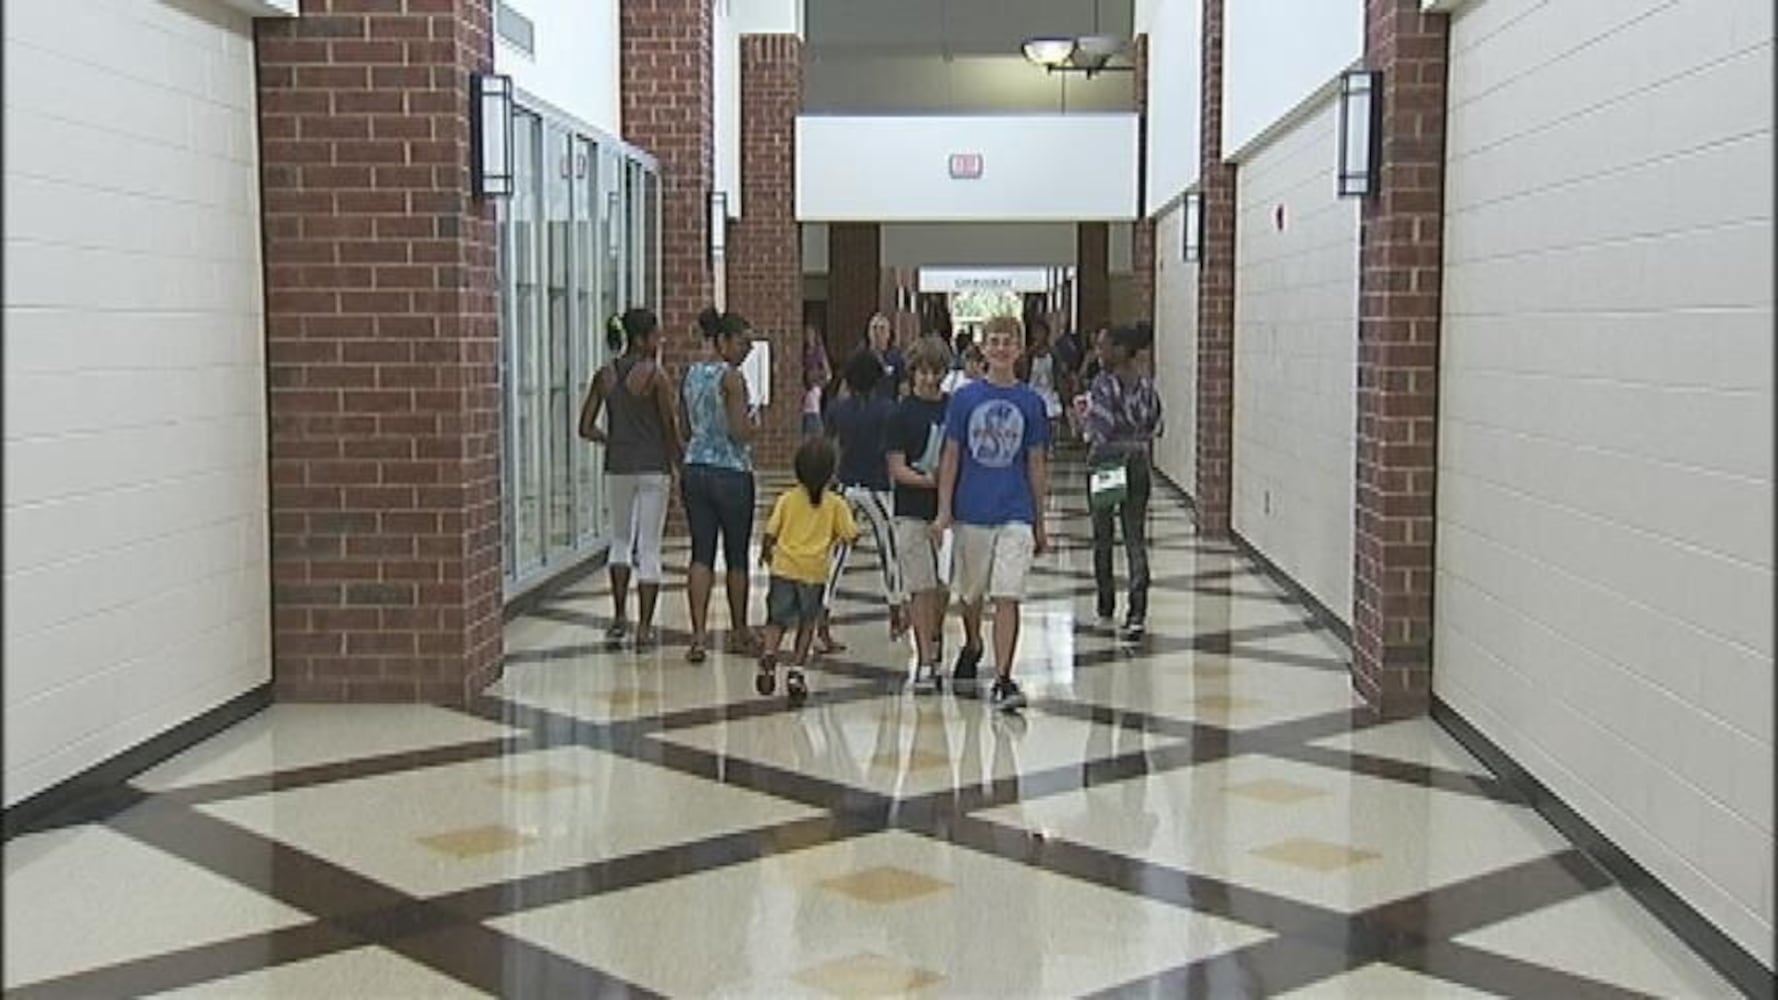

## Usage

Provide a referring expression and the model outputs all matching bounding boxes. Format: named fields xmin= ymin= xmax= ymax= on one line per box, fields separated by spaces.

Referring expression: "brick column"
xmin=826 ymin=222 xmax=881 ymax=361
xmin=1193 ymin=0 xmax=1238 ymax=536
xmin=1130 ymin=34 xmax=1156 ymax=325
xmin=1351 ymin=0 xmax=1451 ymax=717
xmin=256 ymin=0 xmax=502 ymax=704
xmin=727 ymin=32 xmax=803 ymax=469
xmin=1076 ymin=222 xmax=1110 ymax=334
xmin=621 ymin=0 xmax=713 ymax=371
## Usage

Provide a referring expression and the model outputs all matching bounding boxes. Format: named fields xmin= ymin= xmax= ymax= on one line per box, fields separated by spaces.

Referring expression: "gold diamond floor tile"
xmin=1251 ymin=837 xmax=1383 ymax=874
xmin=1225 ymin=778 xmax=1331 ymax=805
xmin=792 ymin=952 xmax=944 ymax=997
xmin=818 ymin=866 xmax=954 ymax=905
xmin=416 ymin=824 xmax=537 ymax=860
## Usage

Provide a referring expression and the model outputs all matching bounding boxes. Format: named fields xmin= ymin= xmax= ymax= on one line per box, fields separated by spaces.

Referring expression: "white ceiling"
xmin=805 ymin=0 xmax=1135 ymax=57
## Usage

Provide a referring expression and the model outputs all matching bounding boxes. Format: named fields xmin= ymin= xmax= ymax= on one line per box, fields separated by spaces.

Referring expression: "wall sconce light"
xmin=1182 ymin=190 xmax=1204 ymax=262
xmin=471 ymin=72 xmax=515 ymax=199
xmin=1337 ymin=68 xmax=1382 ymax=198
xmin=707 ymin=190 xmax=729 ymax=264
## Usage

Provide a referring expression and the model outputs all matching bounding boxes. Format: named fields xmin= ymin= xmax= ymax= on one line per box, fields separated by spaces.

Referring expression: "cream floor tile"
xmin=131 ymin=704 xmax=519 ymax=791
xmin=1276 ymin=963 xmax=1502 ymax=998
xmin=1308 ymin=717 xmax=1496 ymax=778
xmin=4 ymin=825 xmax=312 ymax=988
xmin=150 ymin=946 xmax=490 ymax=998
xmin=490 ymin=830 xmax=1270 ymax=998
xmin=981 ymin=754 xmax=1574 ymax=913
xmin=656 ymin=691 xmax=1182 ymax=799
xmin=198 ymin=745 xmax=820 ymax=897
xmin=1453 ymin=888 xmax=1741 ymax=997
xmin=1033 ymin=655 xmax=1362 ymax=730
xmin=489 ymin=650 xmax=875 ymax=724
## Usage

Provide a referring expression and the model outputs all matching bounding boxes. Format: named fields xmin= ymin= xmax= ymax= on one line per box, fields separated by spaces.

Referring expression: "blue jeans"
xmin=681 ymin=464 xmax=755 ymax=571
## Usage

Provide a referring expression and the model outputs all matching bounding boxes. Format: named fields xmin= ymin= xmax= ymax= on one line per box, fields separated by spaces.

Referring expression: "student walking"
xmin=577 ymin=308 xmax=681 ymax=650
xmin=825 ymin=351 xmax=907 ymax=639
xmin=680 ymin=306 xmax=758 ymax=664
xmin=886 ymin=335 xmax=955 ymax=693
xmin=932 ymin=314 xmax=1051 ymax=712
xmin=1079 ymin=325 xmax=1163 ymax=642
xmin=756 ymin=437 xmax=858 ymax=706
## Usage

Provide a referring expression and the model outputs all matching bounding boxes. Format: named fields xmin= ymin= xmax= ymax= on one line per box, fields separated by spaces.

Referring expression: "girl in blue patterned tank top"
xmin=679 ymin=306 xmax=758 ymax=664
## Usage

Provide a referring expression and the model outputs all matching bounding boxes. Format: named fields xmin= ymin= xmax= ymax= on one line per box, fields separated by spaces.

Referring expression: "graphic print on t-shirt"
xmin=965 ymin=398 xmax=1027 ymax=469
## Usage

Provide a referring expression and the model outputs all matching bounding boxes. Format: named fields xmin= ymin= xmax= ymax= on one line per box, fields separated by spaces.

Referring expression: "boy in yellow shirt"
xmin=758 ymin=437 xmax=859 ymax=705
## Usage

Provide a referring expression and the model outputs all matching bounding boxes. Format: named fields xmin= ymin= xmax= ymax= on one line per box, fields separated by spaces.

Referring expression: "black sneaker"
xmin=604 ymin=621 xmax=629 ymax=646
xmin=989 ymin=675 xmax=1028 ymax=713
xmin=755 ymin=654 xmax=777 ymax=696
xmin=1119 ymin=619 xmax=1146 ymax=643
xmin=951 ymin=645 xmax=983 ymax=697
xmin=786 ymin=669 xmax=809 ymax=707
xmin=911 ymin=662 xmax=942 ymax=695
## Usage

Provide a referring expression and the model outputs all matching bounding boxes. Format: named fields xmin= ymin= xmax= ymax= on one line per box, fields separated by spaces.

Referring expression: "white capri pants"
xmin=825 ymin=485 xmax=905 ymax=607
xmin=608 ymin=472 xmax=670 ymax=583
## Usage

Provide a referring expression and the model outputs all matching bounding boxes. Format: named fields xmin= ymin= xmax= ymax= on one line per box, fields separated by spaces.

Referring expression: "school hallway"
xmin=3 ymin=454 xmax=1740 ymax=997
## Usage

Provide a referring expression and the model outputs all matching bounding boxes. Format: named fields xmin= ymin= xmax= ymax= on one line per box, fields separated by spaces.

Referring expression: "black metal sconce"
xmin=471 ymin=72 xmax=515 ymax=199
xmin=1337 ymin=68 xmax=1382 ymax=198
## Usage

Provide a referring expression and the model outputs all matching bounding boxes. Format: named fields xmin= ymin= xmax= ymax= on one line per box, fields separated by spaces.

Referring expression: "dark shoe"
xmin=951 ymin=645 xmax=983 ymax=697
xmin=632 ymin=628 xmax=658 ymax=652
xmin=755 ymin=654 xmax=777 ymax=696
xmin=1119 ymin=619 xmax=1146 ymax=643
xmin=990 ymin=675 xmax=1028 ymax=713
xmin=604 ymin=621 xmax=629 ymax=646
xmin=786 ymin=669 xmax=809 ymax=707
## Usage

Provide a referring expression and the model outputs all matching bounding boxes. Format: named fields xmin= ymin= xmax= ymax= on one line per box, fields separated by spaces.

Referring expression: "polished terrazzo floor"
xmin=3 ymin=457 xmax=1746 ymax=997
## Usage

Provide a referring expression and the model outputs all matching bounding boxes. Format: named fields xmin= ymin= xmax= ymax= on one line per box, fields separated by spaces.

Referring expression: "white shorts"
xmin=953 ymin=523 xmax=1034 ymax=604
xmin=894 ymin=518 xmax=953 ymax=595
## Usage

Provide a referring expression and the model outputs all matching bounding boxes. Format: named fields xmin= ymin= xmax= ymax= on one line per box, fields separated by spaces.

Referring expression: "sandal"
xmin=814 ymin=634 xmax=847 ymax=655
xmin=633 ymin=628 xmax=658 ymax=652
xmin=755 ymin=654 xmax=777 ymax=696
xmin=604 ymin=621 xmax=629 ymax=646
xmin=725 ymin=629 xmax=759 ymax=657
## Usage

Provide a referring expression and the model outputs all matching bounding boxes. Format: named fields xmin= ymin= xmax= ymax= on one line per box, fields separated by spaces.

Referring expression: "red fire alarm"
xmin=948 ymin=153 xmax=984 ymax=179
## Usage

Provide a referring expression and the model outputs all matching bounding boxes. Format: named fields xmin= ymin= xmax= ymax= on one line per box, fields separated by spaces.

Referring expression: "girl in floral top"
xmin=1078 ymin=324 xmax=1163 ymax=641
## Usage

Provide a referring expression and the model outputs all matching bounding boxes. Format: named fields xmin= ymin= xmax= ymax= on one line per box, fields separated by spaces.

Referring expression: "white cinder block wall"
xmin=1152 ymin=200 xmax=1198 ymax=492
xmin=1230 ymin=96 xmax=1360 ymax=621
xmin=2 ymin=0 xmax=271 ymax=805
xmin=1435 ymin=0 xmax=1774 ymax=967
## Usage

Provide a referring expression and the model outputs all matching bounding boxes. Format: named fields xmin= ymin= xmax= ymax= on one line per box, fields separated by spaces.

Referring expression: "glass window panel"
xmin=544 ymin=124 xmax=576 ymax=561
xmin=510 ymin=111 xmax=544 ymax=575
xmin=575 ymin=136 xmax=602 ymax=546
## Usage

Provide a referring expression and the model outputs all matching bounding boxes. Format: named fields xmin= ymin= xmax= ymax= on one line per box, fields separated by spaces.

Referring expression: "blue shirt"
xmin=943 ymin=379 xmax=1050 ymax=526
xmin=682 ymin=361 xmax=751 ymax=472
xmin=828 ymin=394 xmax=894 ymax=490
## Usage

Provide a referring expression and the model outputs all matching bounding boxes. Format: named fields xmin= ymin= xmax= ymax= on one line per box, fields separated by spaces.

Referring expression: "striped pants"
xmin=825 ymin=485 xmax=904 ymax=608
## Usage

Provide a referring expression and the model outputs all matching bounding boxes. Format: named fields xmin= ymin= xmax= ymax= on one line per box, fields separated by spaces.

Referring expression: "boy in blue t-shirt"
xmin=930 ymin=315 xmax=1050 ymax=711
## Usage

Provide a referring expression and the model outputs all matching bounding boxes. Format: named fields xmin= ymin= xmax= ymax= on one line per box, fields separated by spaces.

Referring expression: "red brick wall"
xmin=621 ymin=0 xmax=713 ymax=376
xmin=1076 ymin=222 xmax=1110 ymax=334
xmin=1351 ymin=0 xmax=1451 ymax=717
xmin=256 ymin=0 xmax=503 ymax=704
xmin=1193 ymin=0 xmax=1237 ymax=537
xmin=1130 ymin=34 xmax=1156 ymax=325
xmin=727 ymin=33 xmax=803 ymax=469
xmin=826 ymin=222 xmax=881 ymax=362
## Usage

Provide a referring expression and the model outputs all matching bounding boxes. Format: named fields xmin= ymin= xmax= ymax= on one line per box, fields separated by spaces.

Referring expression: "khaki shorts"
xmin=894 ymin=518 xmax=953 ymax=595
xmin=953 ymin=523 xmax=1034 ymax=604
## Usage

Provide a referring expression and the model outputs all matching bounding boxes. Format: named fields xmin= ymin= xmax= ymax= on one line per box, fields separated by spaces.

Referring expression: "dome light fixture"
xmin=1021 ymin=37 xmax=1077 ymax=68
xmin=1018 ymin=34 xmax=1131 ymax=77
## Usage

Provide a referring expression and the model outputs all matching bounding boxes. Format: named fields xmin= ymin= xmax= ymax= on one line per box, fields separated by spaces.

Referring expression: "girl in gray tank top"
xmin=578 ymin=308 xmax=681 ymax=649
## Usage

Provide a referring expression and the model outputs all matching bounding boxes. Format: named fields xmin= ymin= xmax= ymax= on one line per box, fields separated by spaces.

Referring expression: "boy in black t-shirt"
xmin=885 ymin=335 xmax=955 ymax=693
